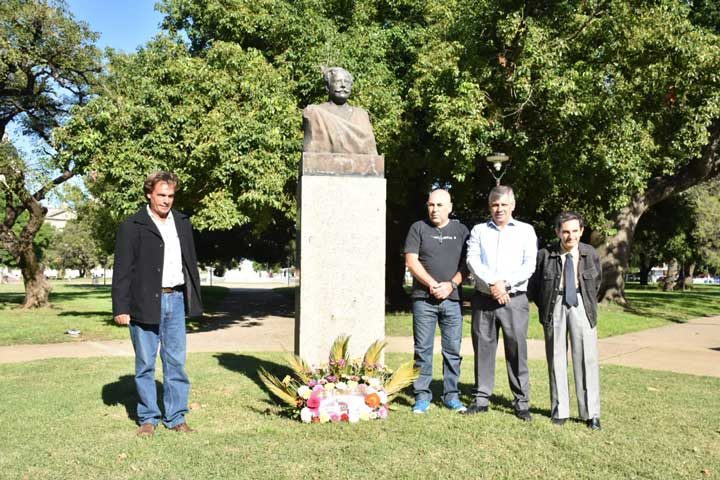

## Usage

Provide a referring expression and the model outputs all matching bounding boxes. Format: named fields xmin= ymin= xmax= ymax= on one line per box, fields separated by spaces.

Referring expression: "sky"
xmin=7 ymin=1 xmax=165 ymax=161
xmin=66 ymin=0 xmax=165 ymax=52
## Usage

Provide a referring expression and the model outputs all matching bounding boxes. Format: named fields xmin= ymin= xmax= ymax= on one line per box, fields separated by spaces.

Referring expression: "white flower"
xmin=297 ymin=385 xmax=312 ymax=399
xmin=367 ymin=377 xmax=382 ymax=388
xmin=335 ymin=382 xmax=348 ymax=391
xmin=378 ymin=391 xmax=388 ymax=404
xmin=324 ymin=382 xmax=336 ymax=392
xmin=300 ymin=407 xmax=313 ymax=423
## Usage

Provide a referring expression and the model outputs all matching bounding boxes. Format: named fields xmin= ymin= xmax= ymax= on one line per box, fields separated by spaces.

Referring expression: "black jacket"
xmin=112 ymin=207 xmax=203 ymax=324
xmin=528 ymin=242 xmax=601 ymax=328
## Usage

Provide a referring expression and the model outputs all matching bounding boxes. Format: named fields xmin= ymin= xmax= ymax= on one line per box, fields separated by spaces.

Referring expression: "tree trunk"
xmin=596 ymin=120 xmax=720 ymax=304
xmin=595 ymin=194 xmax=650 ymax=305
xmin=663 ymin=259 xmax=679 ymax=291
xmin=18 ymin=244 xmax=51 ymax=308
xmin=639 ymin=252 xmax=651 ymax=286
xmin=682 ymin=261 xmax=696 ymax=290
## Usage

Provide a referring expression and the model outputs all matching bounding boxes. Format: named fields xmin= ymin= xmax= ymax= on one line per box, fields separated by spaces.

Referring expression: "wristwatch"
xmin=450 ymin=280 xmax=458 ymax=290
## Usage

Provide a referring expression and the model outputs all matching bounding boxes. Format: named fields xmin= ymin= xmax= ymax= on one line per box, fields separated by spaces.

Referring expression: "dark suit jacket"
xmin=112 ymin=207 xmax=203 ymax=324
xmin=528 ymin=242 xmax=601 ymax=328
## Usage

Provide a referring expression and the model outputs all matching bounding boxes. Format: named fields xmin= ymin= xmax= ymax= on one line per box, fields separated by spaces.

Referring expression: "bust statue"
xmin=302 ymin=67 xmax=379 ymax=155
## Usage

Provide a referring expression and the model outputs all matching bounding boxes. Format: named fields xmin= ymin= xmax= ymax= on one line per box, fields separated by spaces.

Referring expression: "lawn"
xmin=2 ymin=282 xmax=719 ymax=345
xmin=0 ymin=281 xmax=228 ymax=346
xmin=386 ymin=284 xmax=720 ymax=339
xmin=0 ymin=353 xmax=717 ymax=479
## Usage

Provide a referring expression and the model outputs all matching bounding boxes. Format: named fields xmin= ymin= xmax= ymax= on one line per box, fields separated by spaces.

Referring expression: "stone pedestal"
xmin=295 ymin=153 xmax=386 ymax=366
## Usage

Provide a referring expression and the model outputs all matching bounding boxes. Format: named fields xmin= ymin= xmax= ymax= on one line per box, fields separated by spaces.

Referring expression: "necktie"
xmin=564 ymin=253 xmax=578 ymax=307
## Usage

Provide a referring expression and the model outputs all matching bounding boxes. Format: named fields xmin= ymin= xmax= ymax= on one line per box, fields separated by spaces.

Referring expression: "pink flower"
xmin=307 ymin=394 xmax=320 ymax=409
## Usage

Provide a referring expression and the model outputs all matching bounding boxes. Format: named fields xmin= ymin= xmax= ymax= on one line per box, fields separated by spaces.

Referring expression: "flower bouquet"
xmin=259 ymin=336 xmax=419 ymax=423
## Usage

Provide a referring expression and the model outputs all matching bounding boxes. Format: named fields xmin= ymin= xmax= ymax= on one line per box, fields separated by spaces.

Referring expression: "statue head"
xmin=323 ymin=67 xmax=354 ymax=105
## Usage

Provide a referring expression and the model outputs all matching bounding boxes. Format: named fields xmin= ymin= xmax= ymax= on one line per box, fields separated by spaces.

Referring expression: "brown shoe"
xmin=170 ymin=423 xmax=196 ymax=433
xmin=137 ymin=423 xmax=155 ymax=437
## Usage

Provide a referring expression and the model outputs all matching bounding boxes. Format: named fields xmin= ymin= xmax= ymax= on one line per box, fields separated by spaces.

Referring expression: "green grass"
xmin=386 ymin=284 xmax=720 ymax=339
xmin=1 ymin=352 xmax=717 ymax=479
xmin=2 ymin=282 xmax=718 ymax=346
xmin=0 ymin=282 xmax=229 ymax=346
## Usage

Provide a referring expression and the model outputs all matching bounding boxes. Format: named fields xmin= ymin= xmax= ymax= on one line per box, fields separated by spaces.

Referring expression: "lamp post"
xmin=485 ymin=152 xmax=510 ymax=186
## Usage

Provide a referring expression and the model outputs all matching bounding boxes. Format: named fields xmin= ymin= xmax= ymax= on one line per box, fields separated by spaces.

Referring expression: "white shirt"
xmin=147 ymin=206 xmax=184 ymax=288
xmin=466 ymin=218 xmax=537 ymax=294
xmin=559 ymin=245 xmax=580 ymax=289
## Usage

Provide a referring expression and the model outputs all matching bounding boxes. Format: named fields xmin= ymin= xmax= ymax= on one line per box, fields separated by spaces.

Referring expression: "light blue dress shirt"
xmin=466 ymin=218 xmax=537 ymax=294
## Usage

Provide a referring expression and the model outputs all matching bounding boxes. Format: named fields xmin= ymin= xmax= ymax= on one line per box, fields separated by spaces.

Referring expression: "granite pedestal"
xmin=295 ymin=153 xmax=386 ymax=366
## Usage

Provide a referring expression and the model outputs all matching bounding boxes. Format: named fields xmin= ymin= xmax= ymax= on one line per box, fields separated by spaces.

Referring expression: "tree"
xmin=0 ymin=0 xmax=100 ymax=307
xmin=59 ymin=0 xmax=720 ymax=309
xmin=61 ymin=0 xmax=427 ymax=305
xmin=404 ymin=0 xmax=720 ymax=304
xmin=45 ymin=218 xmax=99 ymax=278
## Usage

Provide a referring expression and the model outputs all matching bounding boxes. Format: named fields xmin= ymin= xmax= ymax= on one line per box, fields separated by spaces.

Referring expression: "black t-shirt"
xmin=404 ymin=219 xmax=469 ymax=301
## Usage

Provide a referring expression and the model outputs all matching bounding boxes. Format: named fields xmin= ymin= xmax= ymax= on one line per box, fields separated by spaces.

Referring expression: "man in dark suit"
xmin=528 ymin=211 xmax=602 ymax=430
xmin=112 ymin=171 xmax=203 ymax=437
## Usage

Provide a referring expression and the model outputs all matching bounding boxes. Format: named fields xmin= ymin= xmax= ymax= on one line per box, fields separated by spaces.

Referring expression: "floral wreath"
xmin=259 ymin=336 xmax=419 ymax=423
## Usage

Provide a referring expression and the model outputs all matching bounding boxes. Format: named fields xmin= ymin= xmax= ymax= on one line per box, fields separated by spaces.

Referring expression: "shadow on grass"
xmin=0 ymin=292 xmax=25 ymax=306
xmin=213 ymin=353 xmax=293 ymax=407
xmin=101 ymin=375 xmax=165 ymax=424
xmin=58 ymin=311 xmax=112 ymax=318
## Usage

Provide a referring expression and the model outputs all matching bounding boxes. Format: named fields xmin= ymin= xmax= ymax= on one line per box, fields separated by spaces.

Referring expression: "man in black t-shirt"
xmin=404 ymin=189 xmax=470 ymax=414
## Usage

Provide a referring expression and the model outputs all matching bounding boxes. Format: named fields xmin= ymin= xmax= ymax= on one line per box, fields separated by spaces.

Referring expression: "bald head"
xmin=427 ymin=189 xmax=452 ymax=227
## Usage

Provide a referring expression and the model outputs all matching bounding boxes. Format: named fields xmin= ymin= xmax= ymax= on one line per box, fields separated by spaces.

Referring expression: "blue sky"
xmin=8 ymin=1 xmax=164 ymax=158
xmin=67 ymin=0 xmax=164 ymax=52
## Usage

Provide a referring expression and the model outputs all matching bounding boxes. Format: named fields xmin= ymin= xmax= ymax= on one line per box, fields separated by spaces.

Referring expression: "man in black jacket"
xmin=112 ymin=171 xmax=203 ymax=437
xmin=528 ymin=211 xmax=602 ymax=430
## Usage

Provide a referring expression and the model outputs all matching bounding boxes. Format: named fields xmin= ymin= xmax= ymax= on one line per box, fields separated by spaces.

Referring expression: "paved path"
xmin=1 ymin=287 xmax=718 ymax=377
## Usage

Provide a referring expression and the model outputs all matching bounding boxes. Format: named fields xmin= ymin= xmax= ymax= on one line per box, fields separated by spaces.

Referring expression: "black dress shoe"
xmin=460 ymin=404 xmax=488 ymax=416
xmin=514 ymin=409 xmax=532 ymax=422
xmin=586 ymin=417 xmax=601 ymax=430
xmin=551 ymin=417 xmax=567 ymax=426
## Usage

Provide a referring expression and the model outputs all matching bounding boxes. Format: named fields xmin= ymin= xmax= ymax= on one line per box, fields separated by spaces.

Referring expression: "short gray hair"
xmin=488 ymin=185 xmax=515 ymax=205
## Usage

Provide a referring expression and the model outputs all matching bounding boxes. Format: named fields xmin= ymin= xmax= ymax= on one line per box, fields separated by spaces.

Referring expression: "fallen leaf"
xmin=190 ymin=401 xmax=202 ymax=410
xmin=647 ymin=387 xmax=659 ymax=392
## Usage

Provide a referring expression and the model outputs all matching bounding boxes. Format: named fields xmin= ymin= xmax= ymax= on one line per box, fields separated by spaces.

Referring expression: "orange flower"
xmin=365 ymin=393 xmax=381 ymax=409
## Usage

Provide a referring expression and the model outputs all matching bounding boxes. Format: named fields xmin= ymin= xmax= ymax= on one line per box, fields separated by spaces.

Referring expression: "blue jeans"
xmin=129 ymin=291 xmax=189 ymax=428
xmin=412 ymin=298 xmax=463 ymax=403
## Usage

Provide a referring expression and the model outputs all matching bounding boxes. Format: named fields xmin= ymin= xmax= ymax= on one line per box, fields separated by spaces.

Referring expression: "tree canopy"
xmin=57 ymin=0 xmax=720 ymax=304
xmin=1 ymin=0 xmax=101 ymax=307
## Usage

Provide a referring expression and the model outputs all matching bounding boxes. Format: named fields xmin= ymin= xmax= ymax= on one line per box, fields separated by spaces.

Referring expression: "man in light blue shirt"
xmin=462 ymin=185 xmax=537 ymax=421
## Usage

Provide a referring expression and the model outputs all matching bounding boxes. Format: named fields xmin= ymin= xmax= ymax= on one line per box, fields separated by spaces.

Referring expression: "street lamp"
xmin=485 ymin=152 xmax=510 ymax=186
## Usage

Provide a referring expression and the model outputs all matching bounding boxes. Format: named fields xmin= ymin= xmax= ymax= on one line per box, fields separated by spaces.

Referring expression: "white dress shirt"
xmin=559 ymin=245 xmax=580 ymax=289
xmin=147 ymin=206 xmax=184 ymax=288
xmin=466 ymin=218 xmax=537 ymax=294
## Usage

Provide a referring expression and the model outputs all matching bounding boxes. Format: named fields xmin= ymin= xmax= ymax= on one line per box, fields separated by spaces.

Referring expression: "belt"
xmin=477 ymin=290 xmax=525 ymax=299
xmin=161 ymin=285 xmax=185 ymax=294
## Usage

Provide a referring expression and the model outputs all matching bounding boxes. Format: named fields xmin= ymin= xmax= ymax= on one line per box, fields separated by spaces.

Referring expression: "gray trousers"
xmin=470 ymin=292 xmax=530 ymax=410
xmin=544 ymin=293 xmax=601 ymax=420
